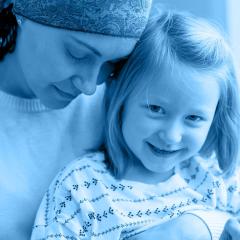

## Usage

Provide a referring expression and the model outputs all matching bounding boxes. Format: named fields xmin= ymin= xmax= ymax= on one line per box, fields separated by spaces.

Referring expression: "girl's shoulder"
xmin=176 ymin=154 xmax=222 ymax=183
xmin=177 ymin=154 xmax=240 ymax=186
xmin=67 ymin=150 xmax=106 ymax=169
xmin=75 ymin=151 xmax=106 ymax=166
xmin=55 ymin=151 xmax=108 ymax=184
xmin=178 ymin=154 xmax=219 ymax=172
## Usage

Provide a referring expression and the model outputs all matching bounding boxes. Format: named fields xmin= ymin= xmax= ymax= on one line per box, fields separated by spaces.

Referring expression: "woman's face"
xmin=16 ymin=19 xmax=137 ymax=108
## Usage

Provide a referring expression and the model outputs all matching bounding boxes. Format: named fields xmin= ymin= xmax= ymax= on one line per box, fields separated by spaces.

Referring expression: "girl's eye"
xmin=148 ymin=104 xmax=165 ymax=114
xmin=186 ymin=115 xmax=203 ymax=122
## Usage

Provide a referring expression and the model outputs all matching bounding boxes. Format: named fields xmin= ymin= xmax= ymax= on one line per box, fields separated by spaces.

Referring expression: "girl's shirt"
xmin=31 ymin=152 xmax=240 ymax=240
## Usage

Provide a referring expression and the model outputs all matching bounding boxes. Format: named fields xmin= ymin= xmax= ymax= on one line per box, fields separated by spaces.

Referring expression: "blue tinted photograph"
xmin=0 ymin=0 xmax=239 ymax=239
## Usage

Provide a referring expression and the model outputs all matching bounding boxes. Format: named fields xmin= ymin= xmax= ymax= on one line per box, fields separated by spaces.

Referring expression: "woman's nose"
xmin=72 ymin=67 xmax=99 ymax=95
xmin=72 ymin=76 xmax=97 ymax=95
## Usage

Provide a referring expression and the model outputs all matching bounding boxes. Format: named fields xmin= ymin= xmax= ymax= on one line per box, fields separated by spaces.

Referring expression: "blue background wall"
xmin=153 ymin=0 xmax=240 ymax=67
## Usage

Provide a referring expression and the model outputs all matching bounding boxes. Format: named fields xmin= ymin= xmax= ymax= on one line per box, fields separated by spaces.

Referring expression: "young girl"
xmin=31 ymin=11 xmax=240 ymax=240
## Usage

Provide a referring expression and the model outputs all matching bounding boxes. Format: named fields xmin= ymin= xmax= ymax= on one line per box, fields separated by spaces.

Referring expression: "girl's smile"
xmin=147 ymin=142 xmax=183 ymax=157
xmin=122 ymin=62 xmax=220 ymax=181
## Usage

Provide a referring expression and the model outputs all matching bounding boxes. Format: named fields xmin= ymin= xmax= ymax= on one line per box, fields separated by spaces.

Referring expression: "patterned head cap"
xmin=13 ymin=0 xmax=152 ymax=38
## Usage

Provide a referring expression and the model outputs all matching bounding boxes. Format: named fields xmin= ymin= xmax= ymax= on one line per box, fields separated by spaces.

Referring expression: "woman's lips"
xmin=53 ymin=86 xmax=78 ymax=100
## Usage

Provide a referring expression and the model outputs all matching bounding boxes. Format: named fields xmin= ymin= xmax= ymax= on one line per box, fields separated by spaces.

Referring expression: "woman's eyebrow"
xmin=70 ymin=37 xmax=102 ymax=57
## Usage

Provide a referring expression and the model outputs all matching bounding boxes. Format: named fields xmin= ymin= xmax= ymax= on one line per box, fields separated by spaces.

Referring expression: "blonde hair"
xmin=105 ymin=11 xmax=240 ymax=178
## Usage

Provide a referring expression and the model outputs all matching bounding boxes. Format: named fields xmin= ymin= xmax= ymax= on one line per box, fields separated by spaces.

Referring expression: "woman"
xmin=0 ymin=0 xmax=152 ymax=239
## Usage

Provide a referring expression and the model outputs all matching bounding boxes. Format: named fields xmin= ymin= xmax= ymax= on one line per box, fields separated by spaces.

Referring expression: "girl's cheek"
xmin=137 ymin=117 xmax=163 ymax=137
xmin=188 ymin=128 xmax=210 ymax=147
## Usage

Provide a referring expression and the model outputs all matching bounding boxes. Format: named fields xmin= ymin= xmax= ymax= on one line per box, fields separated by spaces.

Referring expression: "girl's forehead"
xmin=125 ymin=58 xmax=221 ymax=106
xmin=152 ymin=61 xmax=219 ymax=85
xmin=135 ymin=62 xmax=220 ymax=99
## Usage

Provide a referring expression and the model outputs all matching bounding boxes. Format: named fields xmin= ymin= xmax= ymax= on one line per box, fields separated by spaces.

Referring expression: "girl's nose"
xmin=158 ymin=123 xmax=182 ymax=145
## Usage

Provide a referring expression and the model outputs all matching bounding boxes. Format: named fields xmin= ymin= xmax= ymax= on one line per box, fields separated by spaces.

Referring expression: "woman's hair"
xmin=105 ymin=10 xmax=240 ymax=178
xmin=0 ymin=3 xmax=18 ymax=60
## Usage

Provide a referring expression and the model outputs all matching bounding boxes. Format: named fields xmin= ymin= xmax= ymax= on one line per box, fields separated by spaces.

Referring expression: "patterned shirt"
xmin=31 ymin=152 xmax=240 ymax=240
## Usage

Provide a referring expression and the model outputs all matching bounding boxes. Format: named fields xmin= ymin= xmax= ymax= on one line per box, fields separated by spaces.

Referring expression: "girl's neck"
xmin=0 ymin=46 xmax=35 ymax=98
xmin=124 ymin=161 xmax=175 ymax=184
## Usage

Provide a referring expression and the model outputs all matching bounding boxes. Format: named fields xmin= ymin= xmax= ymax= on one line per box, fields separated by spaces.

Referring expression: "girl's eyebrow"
xmin=188 ymin=107 xmax=213 ymax=115
xmin=147 ymin=95 xmax=169 ymax=104
xmin=70 ymin=37 xmax=102 ymax=57
xmin=147 ymin=96 xmax=213 ymax=114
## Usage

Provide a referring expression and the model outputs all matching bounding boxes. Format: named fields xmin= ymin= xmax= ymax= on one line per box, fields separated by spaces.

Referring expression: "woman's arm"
xmin=220 ymin=218 xmax=240 ymax=240
xmin=130 ymin=213 xmax=211 ymax=240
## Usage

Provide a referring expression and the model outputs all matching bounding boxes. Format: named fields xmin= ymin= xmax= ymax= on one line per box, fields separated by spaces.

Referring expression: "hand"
xmin=130 ymin=214 xmax=211 ymax=240
xmin=220 ymin=218 xmax=240 ymax=240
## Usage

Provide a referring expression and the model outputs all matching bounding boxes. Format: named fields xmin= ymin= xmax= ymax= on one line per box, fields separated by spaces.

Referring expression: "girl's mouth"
xmin=147 ymin=143 xmax=181 ymax=156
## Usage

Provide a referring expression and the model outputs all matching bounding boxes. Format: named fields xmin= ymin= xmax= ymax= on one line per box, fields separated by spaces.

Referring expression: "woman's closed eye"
xmin=66 ymin=48 xmax=87 ymax=62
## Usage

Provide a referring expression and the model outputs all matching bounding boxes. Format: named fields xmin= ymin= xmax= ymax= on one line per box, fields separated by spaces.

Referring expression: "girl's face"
xmin=16 ymin=19 xmax=136 ymax=109
xmin=122 ymin=64 xmax=220 ymax=178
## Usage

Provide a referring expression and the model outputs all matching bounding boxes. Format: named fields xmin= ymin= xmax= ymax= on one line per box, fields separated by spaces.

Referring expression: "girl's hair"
xmin=105 ymin=10 xmax=240 ymax=178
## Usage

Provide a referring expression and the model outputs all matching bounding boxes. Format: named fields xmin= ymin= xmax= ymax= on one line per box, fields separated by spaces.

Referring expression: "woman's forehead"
xmin=67 ymin=31 xmax=138 ymax=60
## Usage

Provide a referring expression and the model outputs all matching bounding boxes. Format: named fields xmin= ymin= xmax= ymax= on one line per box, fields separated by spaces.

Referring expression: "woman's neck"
xmin=0 ymin=47 xmax=35 ymax=98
